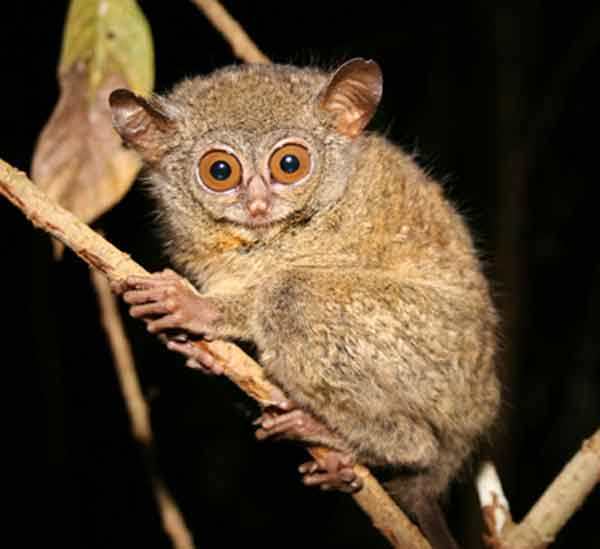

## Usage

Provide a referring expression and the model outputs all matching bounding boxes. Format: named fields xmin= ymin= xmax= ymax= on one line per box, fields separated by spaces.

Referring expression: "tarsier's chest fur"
xmin=111 ymin=59 xmax=500 ymax=548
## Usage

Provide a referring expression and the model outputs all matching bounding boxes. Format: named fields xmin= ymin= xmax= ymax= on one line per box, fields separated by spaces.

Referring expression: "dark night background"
xmin=1 ymin=2 xmax=598 ymax=548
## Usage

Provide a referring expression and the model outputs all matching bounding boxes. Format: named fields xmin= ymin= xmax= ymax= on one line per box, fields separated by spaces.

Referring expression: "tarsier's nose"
xmin=245 ymin=174 xmax=271 ymax=217
xmin=247 ymin=199 xmax=269 ymax=217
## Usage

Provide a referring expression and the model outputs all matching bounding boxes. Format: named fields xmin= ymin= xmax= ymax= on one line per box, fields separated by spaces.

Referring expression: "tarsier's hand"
xmin=112 ymin=269 xmax=225 ymax=374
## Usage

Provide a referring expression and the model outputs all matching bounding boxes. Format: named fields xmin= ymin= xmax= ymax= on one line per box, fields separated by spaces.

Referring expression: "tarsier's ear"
xmin=319 ymin=58 xmax=383 ymax=138
xmin=109 ymin=89 xmax=174 ymax=163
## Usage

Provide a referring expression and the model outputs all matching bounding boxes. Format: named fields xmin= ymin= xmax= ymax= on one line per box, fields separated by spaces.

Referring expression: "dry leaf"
xmin=32 ymin=0 xmax=154 ymax=257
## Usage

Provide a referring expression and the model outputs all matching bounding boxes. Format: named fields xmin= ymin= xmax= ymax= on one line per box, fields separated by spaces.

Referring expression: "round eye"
xmin=269 ymin=144 xmax=311 ymax=185
xmin=198 ymin=150 xmax=242 ymax=192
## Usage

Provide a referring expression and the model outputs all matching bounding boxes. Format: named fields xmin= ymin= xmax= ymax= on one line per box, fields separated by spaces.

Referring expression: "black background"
xmin=1 ymin=2 xmax=598 ymax=548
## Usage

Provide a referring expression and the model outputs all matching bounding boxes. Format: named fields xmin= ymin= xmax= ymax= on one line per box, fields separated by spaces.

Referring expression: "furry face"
xmin=109 ymin=61 xmax=381 ymax=234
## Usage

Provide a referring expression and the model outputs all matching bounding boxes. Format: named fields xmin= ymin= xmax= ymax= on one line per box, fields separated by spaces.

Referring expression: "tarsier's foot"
xmin=299 ymin=452 xmax=362 ymax=493
xmin=254 ymin=402 xmax=362 ymax=493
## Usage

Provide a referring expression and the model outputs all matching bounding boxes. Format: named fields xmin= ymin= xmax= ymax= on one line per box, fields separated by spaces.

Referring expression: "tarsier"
xmin=109 ymin=59 xmax=500 ymax=549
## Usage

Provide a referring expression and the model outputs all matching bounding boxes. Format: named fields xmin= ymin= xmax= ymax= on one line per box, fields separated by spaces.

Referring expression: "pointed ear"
xmin=109 ymin=89 xmax=174 ymax=163
xmin=319 ymin=58 xmax=383 ymax=138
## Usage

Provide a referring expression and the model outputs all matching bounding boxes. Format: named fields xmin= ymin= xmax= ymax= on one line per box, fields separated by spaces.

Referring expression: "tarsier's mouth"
xmin=243 ymin=214 xmax=280 ymax=229
xmin=240 ymin=208 xmax=295 ymax=229
xmin=245 ymin=216 xmax=271 ymax=227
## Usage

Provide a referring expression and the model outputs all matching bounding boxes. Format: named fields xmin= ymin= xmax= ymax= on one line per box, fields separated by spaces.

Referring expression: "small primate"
xmin=109 ymin=59 xmax=500 ymax=549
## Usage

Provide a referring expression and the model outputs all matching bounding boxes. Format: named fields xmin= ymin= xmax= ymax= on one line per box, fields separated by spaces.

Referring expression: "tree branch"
xmin=190 ymin=0 xmax=270 ymax=63
xmin=477 ymin=430 xmax=600 ymax=548
xmin=91 ymin=269 xmax=195 ymax=549
xmin=501 ymin=428 xmax=600 ymax=548
xmin=0 ymin=158 xmax=431 ymax=548
xmin=91 ymin=268 xmax=151 ymax=443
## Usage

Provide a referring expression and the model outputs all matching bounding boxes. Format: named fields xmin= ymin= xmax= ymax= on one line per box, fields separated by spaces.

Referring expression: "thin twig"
xmin=154 ymin=478 xmax=196 ymax=549
xmin=190 ymin=0 xmax=270 ymax=63
xmin=0 ymin=159 xmax=431 ymax=548
xmin=500 ymin=428 xmax=600 ymax=548
xmin=92 ymin=267 xmax=151 ymax=442
xmin=476 ymin=431 xmax=600 ymax=548
xmin=91 ymin=269 xmax=195 ymax=549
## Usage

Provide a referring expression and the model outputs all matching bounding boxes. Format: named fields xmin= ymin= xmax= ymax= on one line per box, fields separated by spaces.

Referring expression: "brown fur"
xmin=111 ymin=61 xmax=500 ymax=546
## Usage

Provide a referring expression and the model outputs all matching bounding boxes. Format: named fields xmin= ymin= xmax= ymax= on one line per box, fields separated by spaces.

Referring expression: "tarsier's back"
xmin=110 ymin=59 xmax=500 ymax=549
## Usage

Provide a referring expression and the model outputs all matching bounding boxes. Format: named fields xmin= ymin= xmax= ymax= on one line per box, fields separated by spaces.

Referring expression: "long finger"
xmin=303 ymin=471 xmax=362 ymax=493
xmin=130 ymin=301 xmax=174 ymax=319
xmin=298 ymin=461 xmax=321 ymax=475
xmin=255 ymin=414 xmax=304 ymax=440
xmin=302 ymin=472 xmax=340 ymax=486
xmin=126 ymin=275 xmax=176 ymax=290
xmin=123 ymin=287 xmax=172 ymax=305
xmin=186 ymin=358 xmax=219 ymax=376
xmin=252 ymin=411 xmax=278 ymax=426
xmin=155 ymin=268 xmax=180 ymax=279
xmin=259 ymin=410 xmax=303 ymax=430
xmin=166 ymin=340 xmax=224 ymax=375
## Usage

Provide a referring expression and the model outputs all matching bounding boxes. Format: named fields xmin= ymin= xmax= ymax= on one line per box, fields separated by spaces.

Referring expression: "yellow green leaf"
xmin=60 ymin=0 xmax=154 ymax=97
xmin=32 ymin=0 xmax=155 ymax=257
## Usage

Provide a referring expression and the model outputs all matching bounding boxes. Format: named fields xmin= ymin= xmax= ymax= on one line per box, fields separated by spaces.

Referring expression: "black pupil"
xmin=280 ymin=154 xmax=300 ymax=174
xmin=210 ymin=161 xmax=232 ymax=181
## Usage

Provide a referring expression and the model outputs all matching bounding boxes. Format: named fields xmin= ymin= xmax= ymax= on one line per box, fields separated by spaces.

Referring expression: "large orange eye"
xmin=198 ymin=150 xmax=242 ymax=192
xmin=269 ymin=144 xmax=311 ymax=185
